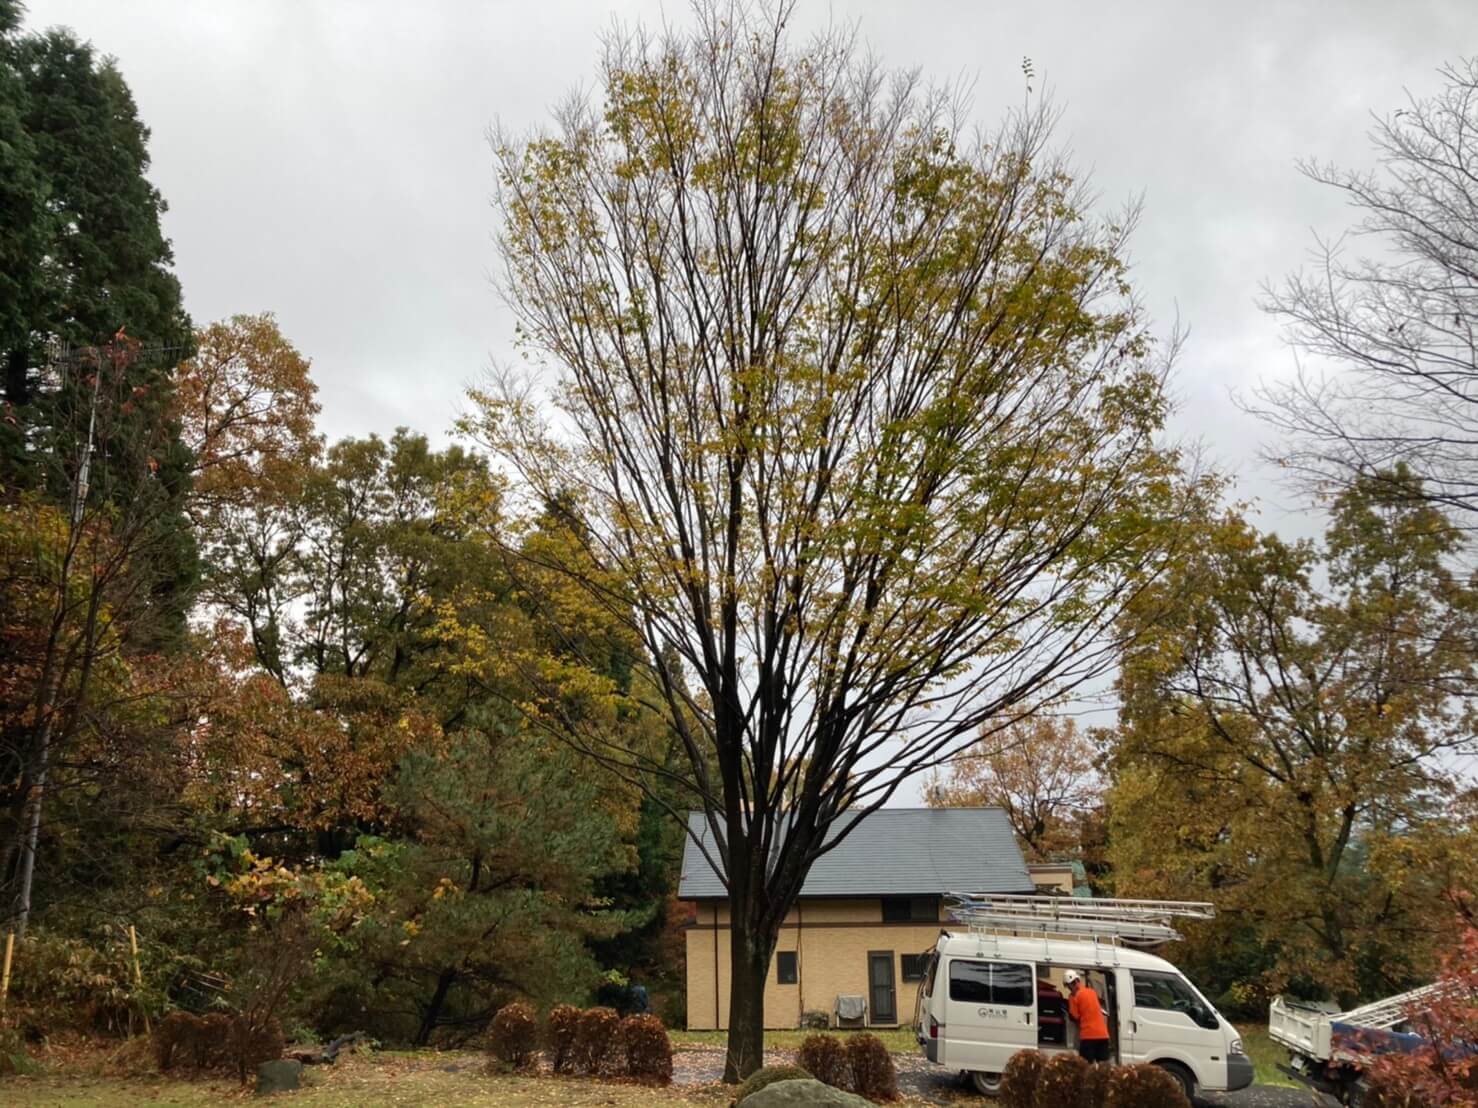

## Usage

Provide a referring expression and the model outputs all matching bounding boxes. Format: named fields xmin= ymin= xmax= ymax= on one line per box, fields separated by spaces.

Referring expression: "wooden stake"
xmin=1 ymin=931 xmax=14 ymax=1005
xmin=128 ymin=925 xmax=150 ymax=1034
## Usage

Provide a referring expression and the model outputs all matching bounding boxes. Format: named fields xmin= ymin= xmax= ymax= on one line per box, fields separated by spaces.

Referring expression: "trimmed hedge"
xmin=573 ymin=1005 xmax=622 ymax=1074
xmin=999 ymin=1049 xmax=1047 ymax=1108
xmin=545 ymin=1003 xmax=581 ymax=1073
xmin=488 ymin=1001 xmax=539 ymax=1069
xmin=1102 ymin=1063 xmax=1189 ymax=1108
xmin=619 ymin=1013 xmax=673 ymax=1084
xmin=1034 ymin=1051 xmax=1093 ymax=1108
xmin=798 ymin=1033 xmax=850 ymax=1090
xmin=846 ymin=1032 xmax=898 ymax=1101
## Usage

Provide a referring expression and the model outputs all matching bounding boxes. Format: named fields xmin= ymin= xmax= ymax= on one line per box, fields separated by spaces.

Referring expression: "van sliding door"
xmin=942 ymin=958 xmax=1037 ymax=1074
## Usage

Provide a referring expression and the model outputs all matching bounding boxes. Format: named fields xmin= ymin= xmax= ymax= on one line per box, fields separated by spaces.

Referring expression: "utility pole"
xmin=9 ymin=333 xmax=183 ymax=936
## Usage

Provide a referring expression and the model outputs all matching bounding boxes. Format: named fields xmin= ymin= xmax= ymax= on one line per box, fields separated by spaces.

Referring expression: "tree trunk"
xmin=4 ymin=348 xmax=27 ymax=408
xmin=416 ymin=967 xmax=458 ymax=1046
xmin=724 ymin=909 xmax=776 ymax=1083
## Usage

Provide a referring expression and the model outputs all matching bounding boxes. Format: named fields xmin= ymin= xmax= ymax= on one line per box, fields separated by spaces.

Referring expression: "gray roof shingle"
xmin=677 ymin=807 xmax=1033 ymax=899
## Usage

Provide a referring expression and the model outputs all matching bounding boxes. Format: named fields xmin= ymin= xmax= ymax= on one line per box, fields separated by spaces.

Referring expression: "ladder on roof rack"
xmin=945 ymin=893 xmax=1216 ymax=946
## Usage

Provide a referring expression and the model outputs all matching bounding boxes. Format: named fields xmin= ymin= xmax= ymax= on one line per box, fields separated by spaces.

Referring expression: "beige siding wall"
xmin=1027 ymin=864 xmax=1075 ymax=895
xmin=684 ymin=897 xmax=947 ymax=1030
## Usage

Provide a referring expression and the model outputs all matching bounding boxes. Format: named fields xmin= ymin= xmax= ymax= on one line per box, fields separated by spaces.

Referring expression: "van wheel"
xmin=1156 ymin=1061 xmax=1195 ymax=1101
xmin=970 ymin=1070 xmax=1004 ymax=1096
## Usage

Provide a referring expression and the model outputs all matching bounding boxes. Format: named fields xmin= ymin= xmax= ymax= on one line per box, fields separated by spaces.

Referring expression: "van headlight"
xmin=1229 ymin=1037 xmax=1244 ymax=1055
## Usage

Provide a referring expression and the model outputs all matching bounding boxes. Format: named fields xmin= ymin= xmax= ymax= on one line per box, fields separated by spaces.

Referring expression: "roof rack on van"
xmin=944 ymin=893 xmax=1215 ymax=946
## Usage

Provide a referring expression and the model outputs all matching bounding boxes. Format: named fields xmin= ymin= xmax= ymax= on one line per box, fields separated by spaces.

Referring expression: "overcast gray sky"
xmin=21 ymin=0 xmax=1475 ymax=535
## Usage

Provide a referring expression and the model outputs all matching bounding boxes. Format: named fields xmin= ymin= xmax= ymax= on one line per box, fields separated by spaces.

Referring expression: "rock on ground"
xmin=255 ymin=1058 xmax=302 ymax=1095
xmin=739 ymin=1077 xmax=874 ymax=1107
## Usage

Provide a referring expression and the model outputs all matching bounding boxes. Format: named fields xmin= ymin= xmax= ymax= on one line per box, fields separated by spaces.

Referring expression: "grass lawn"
xmin=0 ymin=1026 xmax=1301 ymax=1104
xmin=1238 ymin=1024 xmax=1298 ymax=1088
xmin=0 ymin=1051 xmax=733 ymax=1107
xmin=671 ymin=1027 xmax=920 ymax=1053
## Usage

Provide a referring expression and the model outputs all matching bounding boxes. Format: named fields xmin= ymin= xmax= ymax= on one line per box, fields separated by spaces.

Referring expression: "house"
xmin=1027 ymin=860 xmax=1091 ymax=897
xmin=679 ymin=807 xmax=1035 ymax=1030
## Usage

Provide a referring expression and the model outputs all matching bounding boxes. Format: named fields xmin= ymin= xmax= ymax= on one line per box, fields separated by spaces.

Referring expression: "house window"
xmin=881 ymin=896 xmax=938 ymax=922
xmin=776 ymin=951 xmax=798 ymax=985
xmin=900 ymin=953 xmax=930 ymax=982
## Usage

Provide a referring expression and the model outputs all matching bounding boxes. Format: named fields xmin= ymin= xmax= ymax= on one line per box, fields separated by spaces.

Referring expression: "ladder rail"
xmin=943 ymin=892 xmax=1216 ymax=947
xmin=1336 ymin=982 xmax=1459 ymax=1030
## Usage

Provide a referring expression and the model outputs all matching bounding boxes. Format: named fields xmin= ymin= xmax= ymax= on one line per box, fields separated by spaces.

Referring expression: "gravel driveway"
xmin=672 ymin=1045 xmax=1338 ymax=1107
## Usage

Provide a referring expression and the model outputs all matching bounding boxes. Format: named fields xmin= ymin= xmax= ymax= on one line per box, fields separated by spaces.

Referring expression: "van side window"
xmin=1132 ymin=970 xmax=1218 ymax=1030
xmin=991 ymin=962 xmax=1033 ymax=1007
xmin=948 ymin=960 xmax=1034 ymax=1006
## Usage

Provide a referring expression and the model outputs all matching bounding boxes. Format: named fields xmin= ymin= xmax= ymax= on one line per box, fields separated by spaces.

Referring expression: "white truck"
xmin=1269 ymin=983 xmax=1456 ymax=1105
xmin=913 ymin=894 xmax=1254 ymax=1100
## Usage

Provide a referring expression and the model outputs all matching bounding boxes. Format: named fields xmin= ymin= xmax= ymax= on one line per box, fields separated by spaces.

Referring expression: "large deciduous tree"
xmin=1254 ymin=58 xmax=1478 ymax=523
xmin=474 ymin=1 xmax=1189 ymax=1077
xmin=1110 ymin=471 xmax=1478 ymax=1007
xmin=928 ymin=717 xmax=1101 ymax=862
xmin=192 ymin=411 xmax=651 ymax=1041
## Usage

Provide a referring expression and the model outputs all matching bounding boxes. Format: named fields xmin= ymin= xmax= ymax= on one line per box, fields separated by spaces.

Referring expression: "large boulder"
xmin=255 ymin=1058 xmax=302 ymax=1095
xmin=739 ymin=1077 xmax=873 ymax=1107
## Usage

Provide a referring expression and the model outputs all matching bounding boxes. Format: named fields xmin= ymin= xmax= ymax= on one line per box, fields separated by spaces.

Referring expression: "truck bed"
xmin=1269 ymin=982 xmax=1451 ymax=1063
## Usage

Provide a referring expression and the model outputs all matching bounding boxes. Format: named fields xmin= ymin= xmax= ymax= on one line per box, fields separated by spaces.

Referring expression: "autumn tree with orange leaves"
xmin=929 ymin=717 xmax=1101 ymax=863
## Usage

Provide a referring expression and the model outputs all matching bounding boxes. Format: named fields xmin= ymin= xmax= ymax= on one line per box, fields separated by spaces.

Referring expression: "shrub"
xmin=573 ymin=1006 xmax=621 ymax=1074
xmin=846 ymin=1032 xmax=898 ymax=1101
xmin=999 ymin=1049 xmax=1047 ymax=1108
xmin=1034 ymin=1051 xmax=1093 ymax=1108
xmin=152 ymin=1010 xmax=233 ymax=1075
xmin=733 ymin=1063 xmax=811 ymax=1104
xmin=0 ymin=1020 xmax=38 ymax=1077
xmin=1081 ymin=1060 xmax=1112 ymax=1108
xmin=620 ymin=1014 xmax=673 ymax=1084
xmin=800 ymin=1010 xmax=831 ymax=1030
xmin=1102 ymin=1063 xmax=1189 ymax=1108
xmin=1360 ymin=927 xmax=1478 ymax=1106
xmin=798 ymin=1033 xmax=850 ymax=1089
xmin=14 ymin=930 xmax=145 ymax=1034
xmin=488 ymin=1001 xmax=539 ymax=1069
xmin=1361 ymin=1074 xmax=1432 ymax=1108
xmin=225 ymin=1013 xmax=284 ymax=1083
xmin=154 ymin=1011 xmax=201 ymax=1072
xmin=546 ymin=1003 xmax=581 ymax=1073
xmin=101 ymin=1034 xmax=157 ymax=1078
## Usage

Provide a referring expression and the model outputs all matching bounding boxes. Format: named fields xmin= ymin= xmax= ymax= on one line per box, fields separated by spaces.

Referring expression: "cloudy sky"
xmin=23 ymin=0 xmax=1475 ymax=528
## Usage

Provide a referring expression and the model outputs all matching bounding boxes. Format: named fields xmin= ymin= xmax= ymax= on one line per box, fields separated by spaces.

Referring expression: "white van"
xmin=914 ymin=899 xmax=1255 ymax=1100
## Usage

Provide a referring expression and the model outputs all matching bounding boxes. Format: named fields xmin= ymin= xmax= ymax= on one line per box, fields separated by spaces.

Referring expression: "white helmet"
xmin=1063 ymin=970 xmax=1082 ymax=986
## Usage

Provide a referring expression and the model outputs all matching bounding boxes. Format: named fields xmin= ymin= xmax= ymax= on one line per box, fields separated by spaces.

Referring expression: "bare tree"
xmin=1253 ymin=59 xmax=1478 ymax=522
xmin=471 ymin=0 xmax=1190 ymax=1078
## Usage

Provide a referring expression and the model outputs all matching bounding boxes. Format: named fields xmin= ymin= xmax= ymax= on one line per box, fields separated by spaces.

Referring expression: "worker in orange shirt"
xmin=1064 ymin=970 xmax=1111 ymax=1063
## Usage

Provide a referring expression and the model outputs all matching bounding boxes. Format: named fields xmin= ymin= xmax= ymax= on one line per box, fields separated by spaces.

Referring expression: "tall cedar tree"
xmin=0 ymin=3 xmax=195 ymax=621
xmin=473 ymin=1 xmax=1191 ymax=1078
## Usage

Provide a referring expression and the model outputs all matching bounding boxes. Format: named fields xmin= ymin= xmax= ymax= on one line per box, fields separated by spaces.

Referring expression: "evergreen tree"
xmin=0 ymin=6 xmax=195 ymax=621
